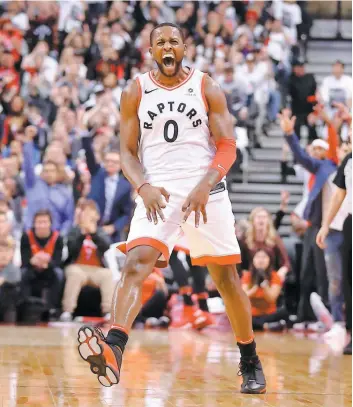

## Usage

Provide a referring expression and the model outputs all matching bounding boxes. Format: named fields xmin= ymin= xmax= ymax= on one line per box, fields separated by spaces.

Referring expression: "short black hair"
xmin=150 ymin=22 xmax=184 ymax=45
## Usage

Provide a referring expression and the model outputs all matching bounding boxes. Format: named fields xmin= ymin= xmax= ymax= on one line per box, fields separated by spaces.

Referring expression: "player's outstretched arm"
xmin=182 ymin=75 xmax=237 ymax=227
xmin=120 ymin=80 xmax=170 ymax=224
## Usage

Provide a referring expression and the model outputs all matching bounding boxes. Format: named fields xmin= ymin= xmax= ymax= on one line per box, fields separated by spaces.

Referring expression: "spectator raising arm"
xmin=279 ymin=109 xmax=321 ymax=174
xmin=81 ymin=134 xmax=100 ymax=176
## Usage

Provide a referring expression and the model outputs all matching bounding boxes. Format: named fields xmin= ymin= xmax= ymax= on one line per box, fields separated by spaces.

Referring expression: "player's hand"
xmin=278 ymin=109 xmax=296 ymax=135
xmin=182 ymin=181 xmax=210 ymax=227
xmin=139 ymin=184 xmax=170 ymax=224
xmin=316 ymin=225 xmax=329 ymax=249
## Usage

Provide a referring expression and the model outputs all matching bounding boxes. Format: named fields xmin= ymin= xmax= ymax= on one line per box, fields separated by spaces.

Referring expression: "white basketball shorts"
xmin=117 ymin=177 xmax=241 ymax=268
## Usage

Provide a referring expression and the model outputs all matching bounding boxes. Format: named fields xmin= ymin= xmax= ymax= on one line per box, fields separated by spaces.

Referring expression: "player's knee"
xmin=121 ymin=251 xmax=155 ymax=286
xmin=215 ymin=267 xmax=241 ymax=292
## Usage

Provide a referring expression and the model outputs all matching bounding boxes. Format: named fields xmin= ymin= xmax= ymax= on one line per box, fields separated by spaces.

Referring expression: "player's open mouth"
xmin=162 ymin=55 xmax=175 ymax=67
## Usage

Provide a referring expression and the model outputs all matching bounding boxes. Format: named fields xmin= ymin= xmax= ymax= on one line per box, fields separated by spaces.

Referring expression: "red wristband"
xmin=137 ymin=182 xmax=150 ymax=194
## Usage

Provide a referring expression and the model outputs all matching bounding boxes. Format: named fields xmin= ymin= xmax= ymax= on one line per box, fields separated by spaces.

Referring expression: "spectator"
xmin=266 ymin=17 xmax=292 ymax=103
xmin=0 ymin=237 xmax=21 ymax=322
xmin=82 ymin=135 xmax=132 ymax=243
xmin=21 ymin=209 xmax=64 ymax=318
xmin=241 ymin=207 xmax=291 ymax=282
xmin=61 ymin=199 xmax=112 ymax=322
xmin=236 ymin=9 xmax=264 ymax=45
xmin=0 ymin=210 xmax=13 ymax=241
xmin=21 ymin=41 xmax=58 ymax=99
xmin=320 ymin=60 xmax=352 ymax=111
xmin=220 ymin=65 xmax=248 ymax=124
xmin=242 ymin=248 xmax=287 ymax=331
xmin=22 ymin=126 xmax=74 ymax=235
xmin=0 ymin=196 xmax=16 ymax=236
xmin=0 ymin=95 xmax=27 ymax=148
xmin=279 ymin=109 xmax=336 ymax=325
xmin=289 ymin=59 xmax=317 ymax=142
xmin=0 ymin=50 xmax=20 ymax=105
xmin=73 ymin=163 xmax=91 ymax=204
xmin=272 ymin=0 xmax=302 ymax=45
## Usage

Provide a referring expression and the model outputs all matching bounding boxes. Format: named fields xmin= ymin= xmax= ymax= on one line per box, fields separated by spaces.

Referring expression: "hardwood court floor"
xmin=0 ymin=325 xmax=351 ymax=407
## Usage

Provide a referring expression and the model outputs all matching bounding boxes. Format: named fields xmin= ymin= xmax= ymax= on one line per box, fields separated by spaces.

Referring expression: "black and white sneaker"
xmin=238 ymin=356 xmax=266 ymax=394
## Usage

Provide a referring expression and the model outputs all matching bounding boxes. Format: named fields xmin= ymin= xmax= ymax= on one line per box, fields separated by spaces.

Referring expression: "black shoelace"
xmin=237 ymin=359 xmax=261 ymax=378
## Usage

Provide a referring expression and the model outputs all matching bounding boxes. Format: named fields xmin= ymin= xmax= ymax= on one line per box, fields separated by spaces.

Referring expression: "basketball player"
xmin=77 ymin=23 xmax=266 ymax=394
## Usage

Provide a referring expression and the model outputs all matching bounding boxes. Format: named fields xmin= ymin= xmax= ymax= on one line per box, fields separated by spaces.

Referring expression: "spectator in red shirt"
xmin=60 ymin=199 xmax=112 ymax=322
xmin=242 ymin=249 xmax=287 ymax=331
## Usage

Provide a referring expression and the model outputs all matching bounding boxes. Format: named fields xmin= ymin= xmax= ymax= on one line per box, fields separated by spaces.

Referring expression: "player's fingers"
xmin=156 ymin=205 xmax=165 ymax=222
xmin=182 ymin=206 xmax=192 ymax=222
xmin=182 ymin=198 xmax=190 ymax=212
xmin=151 ymin=208 xmax=158 ymax=225
xmin=291 ymin=116 xmax=297 ymax=125
xmin=201 ymin=205 xmax=207 ymax=224
xmin=159 ymin=187 xmax=170 ymax=203
xmin=195 ymin=208 xmax=200 ymax=228
xmin=146 ymin=208 xmax=152 ymax=222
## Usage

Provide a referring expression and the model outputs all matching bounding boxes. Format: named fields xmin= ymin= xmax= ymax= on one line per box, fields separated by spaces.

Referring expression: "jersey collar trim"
xmin=149 ymin=68 xmax=195 ymax=91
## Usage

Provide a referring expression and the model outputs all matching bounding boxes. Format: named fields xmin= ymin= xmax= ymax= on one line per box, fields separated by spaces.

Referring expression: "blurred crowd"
xmin=0 ymin=0 xmax=351 ymax=353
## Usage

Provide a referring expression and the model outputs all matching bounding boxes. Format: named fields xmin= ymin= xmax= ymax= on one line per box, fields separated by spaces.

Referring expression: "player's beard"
xmin=156 ymin=60 xmax=182 ymax=77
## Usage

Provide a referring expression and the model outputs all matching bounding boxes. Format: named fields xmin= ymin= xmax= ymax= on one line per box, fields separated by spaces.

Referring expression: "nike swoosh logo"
xmin=144 ymin=88 xmax=158 ymax=94
xmin=218 ymin=164 xmax=226 ymax=171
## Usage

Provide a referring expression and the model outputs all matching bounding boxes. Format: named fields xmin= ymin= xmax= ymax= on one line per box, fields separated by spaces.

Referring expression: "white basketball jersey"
xmin=136 ymin=68 xmax=215 ymax=183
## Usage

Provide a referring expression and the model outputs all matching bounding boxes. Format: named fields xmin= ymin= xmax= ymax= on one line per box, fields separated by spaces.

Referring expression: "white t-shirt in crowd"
xmin=58 ymin=0 xmax=85 ymax=32
xmin=272 ymin=0 xmax=302 ymax=43
xmin=267 ymin=27 xmax=292 ymax=63
xmin=320 ymin=75 xmax=353 ymax=106
xmin=237 ymin=63 xmax=267 ymax=95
